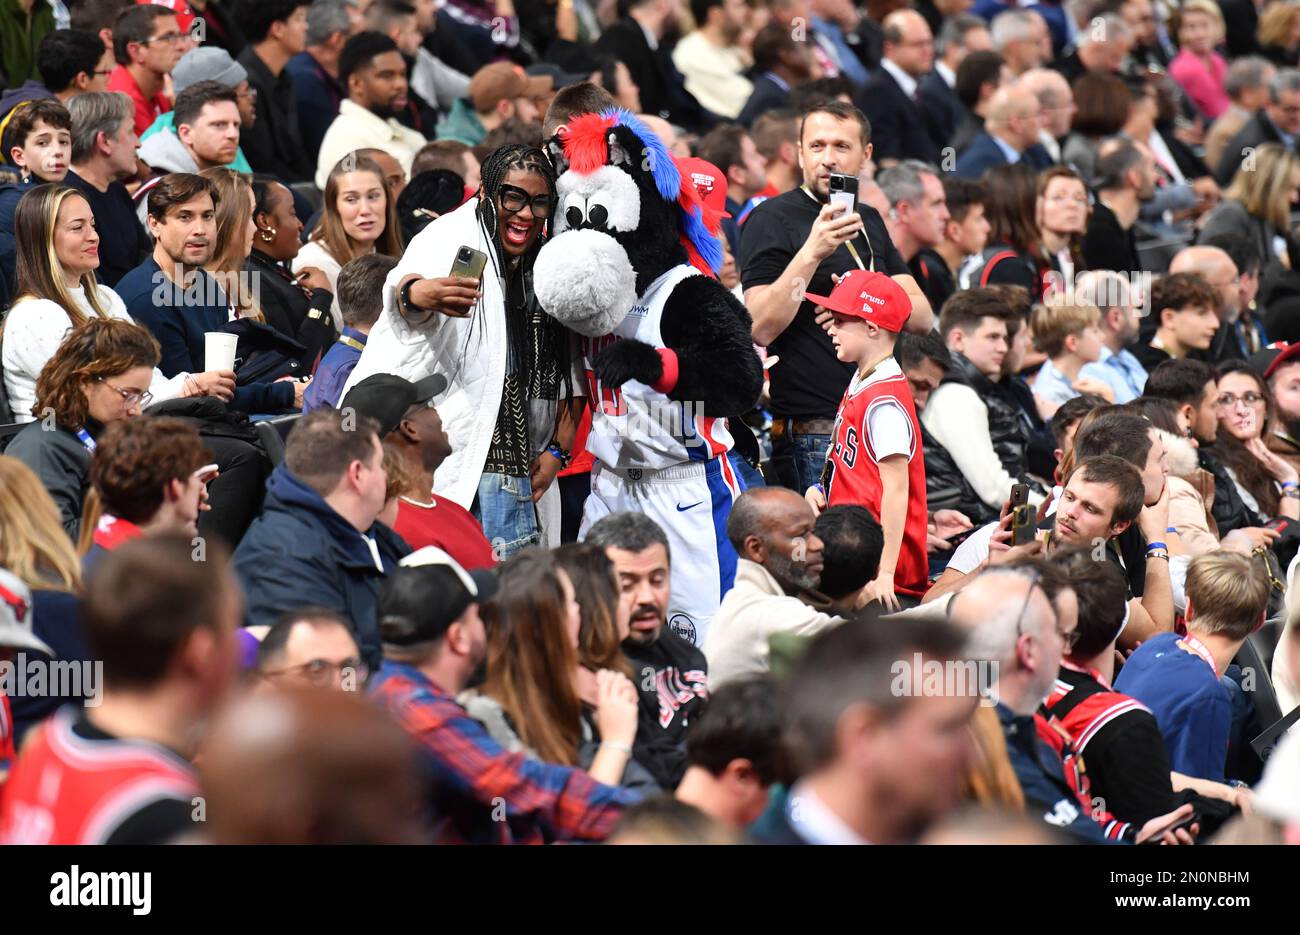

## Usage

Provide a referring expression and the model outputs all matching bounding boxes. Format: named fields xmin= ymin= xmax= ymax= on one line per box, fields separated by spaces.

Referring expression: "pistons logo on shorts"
xmin=668 ymin=613 xmax=697 ymax=644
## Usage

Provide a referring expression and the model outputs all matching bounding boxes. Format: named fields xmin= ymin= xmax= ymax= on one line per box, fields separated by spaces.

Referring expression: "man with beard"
xmin=586 ymin=512 xmax=709 ymax=791
xmin=368 ymin=549 xmax=638 ymax=844
xmin=741 ymin=100 xmax=932 ymax=495
xmin=704 ymin=489 xmax=840 ymax=689
xmin=117 ymin=172 xmax=301 ymax=415
xmin=926 ymin=430 xmax=1174 ymax=645
xmin=134 ymin=81 xmax=243 ymax=225
xmin=1256 ymin=343 xmax=1300 ymax=477
xmin=315 ymin=32 xmax=425 ymax=190
xmin=1082 ymin=140 xmax=1156 ymax=278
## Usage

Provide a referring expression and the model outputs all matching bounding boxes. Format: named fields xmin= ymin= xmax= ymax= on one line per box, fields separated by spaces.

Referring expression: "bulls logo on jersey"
xmin=0 ymin=582 xmax=29 ymax=627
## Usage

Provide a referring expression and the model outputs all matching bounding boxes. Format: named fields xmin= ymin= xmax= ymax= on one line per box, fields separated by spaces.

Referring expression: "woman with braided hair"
xmin=340 ymin=144 xmax=582 ymax=558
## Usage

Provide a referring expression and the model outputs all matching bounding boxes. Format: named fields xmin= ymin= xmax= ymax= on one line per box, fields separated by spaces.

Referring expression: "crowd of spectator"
xmin=0 ymin=0 xmax=1299 ymax=847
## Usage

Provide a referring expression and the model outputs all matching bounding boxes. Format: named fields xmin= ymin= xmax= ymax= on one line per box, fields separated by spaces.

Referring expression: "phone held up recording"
xmin=828 ymin=172 xmax=859 ymax=217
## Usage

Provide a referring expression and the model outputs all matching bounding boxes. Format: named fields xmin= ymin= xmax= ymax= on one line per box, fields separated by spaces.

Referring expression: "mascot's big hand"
xmin=593 ymin=339 xmax=664 ymax=389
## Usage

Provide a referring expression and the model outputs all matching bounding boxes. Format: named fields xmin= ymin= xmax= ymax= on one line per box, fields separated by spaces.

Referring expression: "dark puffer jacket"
xmin=233 ymin=465 xmax=411 ymax=671
xmin=924 ymin=350 xmax=1038 ymax=521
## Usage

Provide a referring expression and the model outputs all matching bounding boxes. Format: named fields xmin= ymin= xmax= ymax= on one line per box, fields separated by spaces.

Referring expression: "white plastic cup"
xmin=204 ymin=332 xmax=238 ymax=372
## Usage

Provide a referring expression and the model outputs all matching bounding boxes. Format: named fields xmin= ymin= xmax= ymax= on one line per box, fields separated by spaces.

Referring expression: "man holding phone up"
xmin=738 ymin=100 xmax=933 ymax=495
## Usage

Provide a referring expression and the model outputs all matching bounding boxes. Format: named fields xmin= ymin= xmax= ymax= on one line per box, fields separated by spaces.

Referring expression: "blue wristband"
xmin=1283 ymin=481 xmax=1299 ymax=490
xmin=1145 ymin=541 xmax=1167 ymax=553
xmin=545 ymin=443 xmax=569 ymax=467
xmin=1166 ymin=526 xmax=1178 ymax=534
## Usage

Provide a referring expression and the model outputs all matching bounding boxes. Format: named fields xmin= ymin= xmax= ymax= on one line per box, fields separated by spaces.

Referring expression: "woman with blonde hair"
xmin=293 ymin=153 xmax=403 ymax=330
xmin=1198 ymin=142 xmax=1300 ymax=269
xmin=1169 ymin=0 xmax=1230 ymax=120
xmin=1258 ymin=0 xmax=1300 ymax=68
xmin=0 ymin=456 xmax=94 ymax=747
xmin=2 ymin=184 xmax=236 ymax=422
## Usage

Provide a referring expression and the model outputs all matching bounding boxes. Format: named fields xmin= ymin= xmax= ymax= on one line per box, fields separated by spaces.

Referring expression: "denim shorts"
xmin=471 ymin=472 xmax=540 ymax=561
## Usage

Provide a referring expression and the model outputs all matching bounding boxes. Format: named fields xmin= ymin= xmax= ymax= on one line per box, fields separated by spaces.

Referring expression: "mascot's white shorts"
xmin=580 ymin=456 xmax=745 ymax=648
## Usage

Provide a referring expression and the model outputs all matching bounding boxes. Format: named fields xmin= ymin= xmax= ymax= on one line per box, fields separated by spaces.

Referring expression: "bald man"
xmin=954 ymin=84 xmax=1051 ymax=178
xmin=703 ymin=488 xmax=839 ymax=688
xmin=199 ymin=687 xmax=424 ymax=844
xmin=1018 ymin=68 xmax=1073 ymax=162
xmin=636 ymin=113 xmax=692 ymax=158
xmin=857 ymin=9 xmax=944 ymax=167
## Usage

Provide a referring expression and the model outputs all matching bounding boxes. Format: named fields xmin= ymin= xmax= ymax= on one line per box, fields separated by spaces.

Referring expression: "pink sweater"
xmin=1169 ymin=49 xmax=1230 ymax=121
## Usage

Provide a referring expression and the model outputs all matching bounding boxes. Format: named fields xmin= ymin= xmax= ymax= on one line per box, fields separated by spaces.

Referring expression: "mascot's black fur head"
xmin=533 ymin=109 xmax=722 ymax=336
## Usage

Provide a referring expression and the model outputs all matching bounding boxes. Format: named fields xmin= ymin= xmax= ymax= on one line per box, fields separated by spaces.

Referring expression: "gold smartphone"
xmin=450 ymin=245 xmax=488 ymax=281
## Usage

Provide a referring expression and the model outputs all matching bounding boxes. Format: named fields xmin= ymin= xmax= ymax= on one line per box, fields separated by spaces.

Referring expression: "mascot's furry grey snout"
xmin=533 ymin=228 xmax=636 ymax=338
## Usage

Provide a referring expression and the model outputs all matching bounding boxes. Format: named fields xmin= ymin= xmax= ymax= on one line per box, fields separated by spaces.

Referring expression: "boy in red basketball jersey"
xmin=0 ymin=536 xmax=240 ymax=844
xmin=803 ymin=270 xmax=929 ymax=609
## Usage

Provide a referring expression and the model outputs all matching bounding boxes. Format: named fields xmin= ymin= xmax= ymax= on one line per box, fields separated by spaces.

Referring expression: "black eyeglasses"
xmin=498 ymin=183 xmax=553 ymax=219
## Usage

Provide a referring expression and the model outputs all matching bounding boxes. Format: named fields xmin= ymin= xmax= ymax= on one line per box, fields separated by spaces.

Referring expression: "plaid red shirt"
xmin=369 ymin=661 xmax=638 ymax=844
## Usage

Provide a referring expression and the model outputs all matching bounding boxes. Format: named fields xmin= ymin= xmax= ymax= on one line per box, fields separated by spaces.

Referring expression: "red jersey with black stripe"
xmin=1044 ymin=663 xmax=1154 ymax=755
xmin=823 ymin=358 xmax=929 ymax=596
xmin=1034 ymin=662 xmax=1158 ymax=842
xmin=0 ymin=709 xmax=197 ymax=844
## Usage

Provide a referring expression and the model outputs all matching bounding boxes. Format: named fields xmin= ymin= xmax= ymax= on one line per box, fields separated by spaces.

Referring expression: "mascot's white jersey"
xmin=583 ymin=263 xmax=734 ymax=469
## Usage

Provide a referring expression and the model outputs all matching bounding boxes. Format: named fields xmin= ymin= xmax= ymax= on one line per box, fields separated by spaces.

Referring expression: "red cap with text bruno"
xmin=803 ymin=270 xmax=912 ymax=333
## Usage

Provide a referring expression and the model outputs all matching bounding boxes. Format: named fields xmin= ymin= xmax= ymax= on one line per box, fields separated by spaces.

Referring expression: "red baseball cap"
xmin=1250 ymin=341 xmax=1300 ymax=381
xmin=803 ymin=270 xmax=912 ymax=333
xmin=676 ymin=156 xmax=732 ymax=218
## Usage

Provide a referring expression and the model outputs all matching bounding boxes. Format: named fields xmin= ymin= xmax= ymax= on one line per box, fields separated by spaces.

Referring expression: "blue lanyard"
xmin=75 ymin=428 xmax=96 ymax=452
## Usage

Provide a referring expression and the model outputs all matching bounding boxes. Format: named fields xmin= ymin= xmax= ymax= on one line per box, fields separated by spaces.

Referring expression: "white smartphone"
xmin=828 ymin=172 xmax=859 ymax=216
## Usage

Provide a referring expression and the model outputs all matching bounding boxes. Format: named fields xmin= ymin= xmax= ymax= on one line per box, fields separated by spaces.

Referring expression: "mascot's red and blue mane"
xmin=557 ymin=108 xmax=725 ymax=277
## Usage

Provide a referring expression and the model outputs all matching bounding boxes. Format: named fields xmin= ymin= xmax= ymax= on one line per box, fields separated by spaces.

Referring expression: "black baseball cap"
xmin=1250 ymin=342 xmax=1300 ymax=382
xmin=339 ymin=373 xmax=448 ymax=437
xmin=378 ymin=547 xmax=498 ymax=647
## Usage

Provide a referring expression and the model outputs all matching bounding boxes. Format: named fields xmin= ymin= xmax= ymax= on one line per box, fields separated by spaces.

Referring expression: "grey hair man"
xmin=879 ymin=159 xmax=949 ymax=263
xmin=65 ymin=90 xmax=152 ymax=285
xmin=990 ymin=9 xmax=1051 ymax=76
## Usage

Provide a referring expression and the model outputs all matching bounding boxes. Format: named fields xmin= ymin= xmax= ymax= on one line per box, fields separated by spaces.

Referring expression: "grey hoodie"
xmin=135 ymin=131 xmax=199 ymax=228
xmin=138 ymin=128 xmax=199 ymax=175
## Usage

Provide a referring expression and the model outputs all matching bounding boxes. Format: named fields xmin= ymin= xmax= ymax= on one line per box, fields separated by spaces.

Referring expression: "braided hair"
xmin=473 ymin=144 xmax=573 ymax=413
xmin=477 ymin=144 xmax=557 ymax=252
